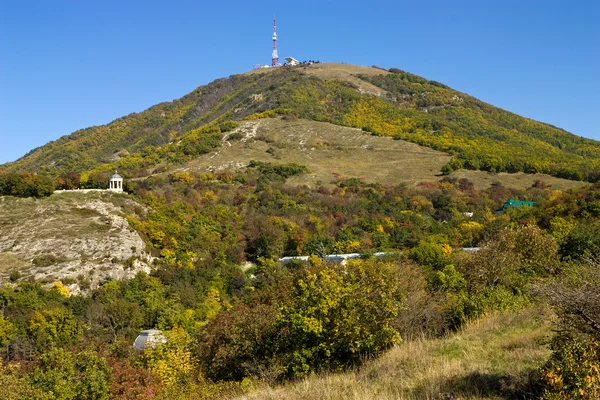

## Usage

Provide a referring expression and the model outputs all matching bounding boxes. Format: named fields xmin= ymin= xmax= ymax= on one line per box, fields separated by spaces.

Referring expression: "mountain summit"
xmin=3 ymin=63 xmax=599 ymax=183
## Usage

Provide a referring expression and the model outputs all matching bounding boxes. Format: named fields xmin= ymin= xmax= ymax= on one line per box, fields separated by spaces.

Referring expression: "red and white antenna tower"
xmin=271 ymin=17 xmax=279 ymax=67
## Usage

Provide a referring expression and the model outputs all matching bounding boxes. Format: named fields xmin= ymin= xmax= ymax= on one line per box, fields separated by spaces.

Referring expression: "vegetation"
xmin=242 ymin=308 xmax=551 ymax=400
xmin=0 ymin=164 xmax=599 ymax=396
xmin=2 ymin=63 xmax=600 ymax=398
xmin=3 ymin=64 xmax=600 ymax=186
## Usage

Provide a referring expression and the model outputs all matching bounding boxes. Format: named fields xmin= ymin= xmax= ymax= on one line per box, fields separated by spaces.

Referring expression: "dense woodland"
xmin=1 ymin=164 xmax=600 ymax=398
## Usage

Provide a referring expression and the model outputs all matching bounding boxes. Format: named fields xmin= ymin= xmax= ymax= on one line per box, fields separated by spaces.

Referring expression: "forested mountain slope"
xmin=2 ymin=63 xmax=599 ymax=183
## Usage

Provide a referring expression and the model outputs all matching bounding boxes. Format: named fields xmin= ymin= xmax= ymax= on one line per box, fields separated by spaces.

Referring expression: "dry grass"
xmin=177 ymin=117 xmax=451 ymax=186
xmin=450 ymin=169 xmax=585 ymax=191
xmin=243 ymin=63 xmax=389 ymax=96
xmin=172 ymin=117 xmax=585 ymax=191
xmin=240 ymin=308 xmax=553 ymax=400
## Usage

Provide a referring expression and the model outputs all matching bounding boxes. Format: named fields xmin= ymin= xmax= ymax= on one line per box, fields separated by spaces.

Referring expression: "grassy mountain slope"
xmin=3 ymin=63 xmax=599 ymax=183
xmin=173 ymin=117 xmax=584 ymax=190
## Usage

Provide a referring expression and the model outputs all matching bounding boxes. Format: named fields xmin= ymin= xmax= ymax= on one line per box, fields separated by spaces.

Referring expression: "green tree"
xmin=275 ymin=259 xmax=405 ymax=378
xmin=27 ymin=307 xmax=83 ymax=350
xmin=28 ymin=348 xmax=111 ymax=400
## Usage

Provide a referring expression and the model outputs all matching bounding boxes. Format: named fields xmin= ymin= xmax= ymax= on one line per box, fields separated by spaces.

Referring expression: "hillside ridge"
xmin=3 ymin=62 xmax=600 ymax=184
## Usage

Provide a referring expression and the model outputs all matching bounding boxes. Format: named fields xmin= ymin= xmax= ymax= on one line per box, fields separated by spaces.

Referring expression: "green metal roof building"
xmin=500 ymin=198 xmax=535 ymax=211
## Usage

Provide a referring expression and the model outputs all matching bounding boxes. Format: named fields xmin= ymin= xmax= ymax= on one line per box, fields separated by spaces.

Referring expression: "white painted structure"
xmin=133 ymin=329 xmax=167 ymax=350
xmin=285 ymin=57 xmax=299 ymax=66
xmin=109 ymin=171 xmax=123 ymax=192
xmin=53 ymin=171 xmax=127 ymax=195
xmin=279 ymin=252 xmax=391 ymax=266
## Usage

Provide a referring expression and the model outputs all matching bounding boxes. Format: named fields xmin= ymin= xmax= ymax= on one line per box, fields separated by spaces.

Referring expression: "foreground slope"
xmin=3 ymin=63 xmax=600 ymax=183
xmin=243 ymin=309 xmax=551 ymax=400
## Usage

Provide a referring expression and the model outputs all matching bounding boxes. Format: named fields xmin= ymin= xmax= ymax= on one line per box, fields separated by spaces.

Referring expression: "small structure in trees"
xmin=133 ymin=329 xmax=166 ymax=350
xmin=499 ymin=198 xmax=535 ymax=212
xmin=285 ymin=57 xmax=299 ymax=66
xmin=108 ymin=171 xmax=123 ymax=192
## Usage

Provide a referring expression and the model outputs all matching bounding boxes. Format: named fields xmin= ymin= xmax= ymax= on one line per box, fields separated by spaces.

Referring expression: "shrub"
xmin=198 ymin=260 xmax=406 ymax=381
xmin=560 ymin=222 xmax=600 ymax=261
xmin=218 ymin=120 xmax=239 ymax=133
xmin=247 ymin=160 xmax=309 ymax=181
xmin=8 ymin=271 xmax=21 ymax=282
xmin=28 ymin=348 xmax=111 ymax=400
xmin=409 ymin=242 xmax=449 ymax=270
xmin=541 ymin=336 xmax=600 ymax=399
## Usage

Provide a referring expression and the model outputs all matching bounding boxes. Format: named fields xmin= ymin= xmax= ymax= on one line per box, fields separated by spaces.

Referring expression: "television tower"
xmin=271 ymin=17 xmax=279 ymax=67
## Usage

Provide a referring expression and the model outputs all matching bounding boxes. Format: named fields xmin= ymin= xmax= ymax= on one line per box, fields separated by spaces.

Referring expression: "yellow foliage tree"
xmin=51 ymin=281 xmax=70 ymax=298
xmin=142 ymin=326 xmax=197 ymax=388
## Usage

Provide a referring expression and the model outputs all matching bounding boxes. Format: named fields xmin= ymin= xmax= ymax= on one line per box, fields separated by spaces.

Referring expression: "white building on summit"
xmin=109 ymin=171 xmax=123 ymax=192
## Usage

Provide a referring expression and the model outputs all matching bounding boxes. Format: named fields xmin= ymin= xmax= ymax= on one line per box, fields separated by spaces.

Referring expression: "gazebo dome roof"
xmin=110 ymin=172 xmax=123 ymax=180
xmin=133 ymin=329 xmax=166 ymax=350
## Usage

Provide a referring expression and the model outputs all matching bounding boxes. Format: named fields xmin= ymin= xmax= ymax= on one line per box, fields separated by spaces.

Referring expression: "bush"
xmin=8 ymin=271 xmax=21 ymax=282
xmin=28 ymin=348 xmax=111 ymax=400
xmin=198 ymin=260 xmax=406 ymax=381
xmin=541 ymin=335 xmax=600 ymax=399
xmin=247 ymin=160 xmax=309 ymax=181
xmin=560 ymin=222 xmax=600 ymax=261
xmin=409 ymin=242 xmax=449 ymax=270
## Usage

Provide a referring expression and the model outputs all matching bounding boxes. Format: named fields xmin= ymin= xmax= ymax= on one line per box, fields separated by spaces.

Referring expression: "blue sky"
xmin=1 ymin=0 xmax=598 ymax=165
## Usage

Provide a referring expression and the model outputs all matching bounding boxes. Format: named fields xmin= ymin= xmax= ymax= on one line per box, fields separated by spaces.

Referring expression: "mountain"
xmin=2 ymin=64 xmax=600 ymax=399
xmin=2 ymin=63 xmax=599 ymax=184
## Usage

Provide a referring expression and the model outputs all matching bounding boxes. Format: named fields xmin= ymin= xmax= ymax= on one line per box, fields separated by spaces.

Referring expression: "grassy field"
xmin=243 ymin=63 xmax=389 ymax=96
xmin=240 ymin=307 xmax=552 ymax=400
xmin=177 ymin=117 xmax=450 ymax=187
xmin=172 ymin=117 xmax=585 ymax=190
xmin=450 ymin=169 xmax=585 ymax=191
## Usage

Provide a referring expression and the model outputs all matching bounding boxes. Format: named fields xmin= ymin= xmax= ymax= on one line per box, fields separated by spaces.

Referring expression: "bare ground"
xmin=0 ymin=193 xmax=153 ymax=291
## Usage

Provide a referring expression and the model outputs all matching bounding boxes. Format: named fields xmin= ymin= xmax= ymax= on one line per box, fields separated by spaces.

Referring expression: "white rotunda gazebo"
xmin=109 ymin=171 xmax=123 ymax=192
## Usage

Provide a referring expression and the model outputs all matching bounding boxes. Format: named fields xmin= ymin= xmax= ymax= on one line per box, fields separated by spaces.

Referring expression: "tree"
xmin=109 ymin=360 xmax=159 ymax=400
xmin=197 ymin=302 xmax=280 ymax=382
xmin=0 ymin=361 xmax=50 ymax=400
xmin=538 ymin=261 xmax=600 ymax=398
xmin=140 ymin=327 xmax=197 ymax=388
xmin=459 ymin=225 xmax=559 ymax=291
xmin=274 ymin=259 xmax=405 ymax=378
xmin=199 ymin=259 xmax=406 ymax=381
xmin=27 ymin=307 xmax=83 ymax=350
xmin=28 ymin=348 xmax=111 ymax=400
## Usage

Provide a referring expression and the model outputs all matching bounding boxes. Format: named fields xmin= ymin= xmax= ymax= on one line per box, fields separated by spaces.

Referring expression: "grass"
xmin=244 ymin=62 xmax=389 ymax=97
xmin=0 ymin=253 xmax=29 ymax=274
xmin=175 ymin=117 xmax=585 ymax=190
xmin=450 ymin=169 xmax=584 ymax=191
xmin=240 ymin=307 xmax=553 ymax=400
